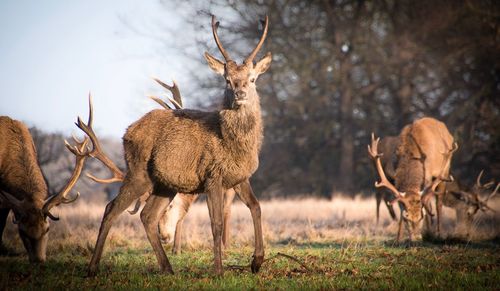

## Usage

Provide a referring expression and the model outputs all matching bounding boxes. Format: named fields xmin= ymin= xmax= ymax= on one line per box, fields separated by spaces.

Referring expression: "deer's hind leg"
xmin=222 ymin=188 xmax=236 ymax=248
xmin=141 ymin=187 xmax=175 ymax=274
xmin=87 ymin=174 xmax=152 ymax=276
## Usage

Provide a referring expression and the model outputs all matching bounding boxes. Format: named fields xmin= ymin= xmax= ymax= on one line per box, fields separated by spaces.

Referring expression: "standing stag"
xmin=85 ymin=15 xmax=271 ymax=276
xmin=368 ymin=117 xmax=457 ymax=241
xmin=0 ymin=110 xmax=92 ymax=262
xmin=93 ymin=78 xmax=239 ymax=255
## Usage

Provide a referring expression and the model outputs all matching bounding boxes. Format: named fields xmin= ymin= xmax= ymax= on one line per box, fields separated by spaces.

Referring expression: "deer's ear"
xmin=204 ymin=52 xmax=225 ymax=75
xmin=254 ymin=52 xmax=272 ymax=75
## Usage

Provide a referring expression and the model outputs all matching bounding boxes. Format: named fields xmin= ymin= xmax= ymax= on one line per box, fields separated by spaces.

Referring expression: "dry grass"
xmin=2 ymin=196 xmax=499 ymax=290
xmin=3 ymin=195 xmax=499 ymax=255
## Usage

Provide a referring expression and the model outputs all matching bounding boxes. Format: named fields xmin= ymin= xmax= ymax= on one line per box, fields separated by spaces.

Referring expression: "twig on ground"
xmin=226 ymin=252 xmax=314 ymax=273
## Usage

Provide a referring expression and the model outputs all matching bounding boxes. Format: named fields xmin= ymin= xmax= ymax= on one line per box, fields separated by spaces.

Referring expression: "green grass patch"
xmin=1 ymin=241 xmax=499 ymax=290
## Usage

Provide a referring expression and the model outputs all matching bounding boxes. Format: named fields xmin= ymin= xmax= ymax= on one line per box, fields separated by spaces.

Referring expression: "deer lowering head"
xmin=0 ymin=104 xmax=93 ymax=262
xmin=446 ymin=170 xmax=499 ymax=221
xmin=368 ymin=117 xmax=456 ymax=241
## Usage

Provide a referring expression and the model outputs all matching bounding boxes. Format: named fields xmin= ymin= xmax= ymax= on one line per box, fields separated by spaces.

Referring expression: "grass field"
xmin=1 ymin=197 xmax=499 ymax=290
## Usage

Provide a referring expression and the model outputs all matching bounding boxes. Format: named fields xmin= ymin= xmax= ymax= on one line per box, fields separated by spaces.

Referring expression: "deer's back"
xmin=0 ymin=116 xmax=47 ymax=202
xmin=123 ymin=109 xmax=226 ymax=193
xmin=400 ymin=118 xmax=453 ymax=175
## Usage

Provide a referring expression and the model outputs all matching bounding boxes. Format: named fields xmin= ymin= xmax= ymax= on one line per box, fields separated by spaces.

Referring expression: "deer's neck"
xmin=395 ymin=158 xmax=424 ymax=194
xmin=4 ymin=139 xmax=48 ymax=206
xmin=219 ymin=93 xmax=263 ymax=156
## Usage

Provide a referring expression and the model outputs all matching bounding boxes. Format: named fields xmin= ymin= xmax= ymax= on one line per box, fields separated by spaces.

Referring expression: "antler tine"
xmin=149 ymin=95 xmax=173 ymax=110
xmin=42 ymin=137 xmax=89 ymax=220
xmin=244 ymin=15 xmax=269 ymax=64
xmin=450 ymin=142 xmax=458 ymax=154
xmin=153 ymin=78 xmax=183 ymax=108
xmin=211 ymin=15 xmax=231 ymax=61
xmin=476 ymin=170 xmax=485 ymax=188
xmin=367 ymin=133 xmax=404 ymax=202
xmin=162 ymin=93 xmax=183 ymax=110
xmin=41 ymin=98 xmax=99 ymax=219
xmin=74 ymin=95 xmax=124 ymax=184
xmin=485 ymin=183 xmax=500 ymax=203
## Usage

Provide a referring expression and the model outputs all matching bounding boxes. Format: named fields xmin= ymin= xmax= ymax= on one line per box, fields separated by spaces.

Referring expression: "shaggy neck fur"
xmin=395 ymin=130 xmax=425 ymax=195
xmin=395 ymin=158 xmax=424 ymax=195
xmin=219 ymin=89 xmax=263 ymax=158
xmin=3 ymin=119 xmax=48 ymax=207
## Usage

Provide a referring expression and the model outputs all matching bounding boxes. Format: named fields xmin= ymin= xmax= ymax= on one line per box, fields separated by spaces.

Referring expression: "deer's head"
xmin=204 ymin=15 xmax=272 ymax=110
xmin=0 ymin=193 xmax=50 ymax=262
xmin=449 ymin=171 xmax=499 ymax=220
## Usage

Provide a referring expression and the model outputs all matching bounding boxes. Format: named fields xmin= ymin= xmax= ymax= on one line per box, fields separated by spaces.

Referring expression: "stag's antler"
xmin=479 ymin=182 xmax=499 ymax=212
xmin=368 ymin=133 xmax=405 ymax=203
xmin=244 ymin=15 xmax=269 ymax=64
xmin=41 ymin=102 xmax=95 ymax=220
xmin=475 ymin=170 xmax=496 ymax=189
xmin=211 ymin=15 xmax=232 ymax=62
xmin=421 ymin=142 xmax=457 ymax=204
xmin=73 ymin=95 xmax=124 ymax=184
xmin=149 ymin=78 xmax=183 ymax=110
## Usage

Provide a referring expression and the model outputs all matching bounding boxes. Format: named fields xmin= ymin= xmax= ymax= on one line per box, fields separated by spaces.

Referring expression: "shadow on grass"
xmin=379 ymin=234 xmax=500 ymax=249
xmin=273 ymin=238 xmax=345 ymax=250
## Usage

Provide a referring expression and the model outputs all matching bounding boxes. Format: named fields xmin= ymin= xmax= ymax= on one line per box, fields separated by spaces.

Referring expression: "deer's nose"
xmin=235 ymin=91 xmax=247 ymax=99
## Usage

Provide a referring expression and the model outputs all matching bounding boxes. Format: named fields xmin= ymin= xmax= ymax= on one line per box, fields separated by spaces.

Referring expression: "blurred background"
xmin=1 ymin=0 xmax=499 ymax=201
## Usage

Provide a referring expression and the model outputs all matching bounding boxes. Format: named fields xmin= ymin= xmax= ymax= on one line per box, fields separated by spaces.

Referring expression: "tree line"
xmin=157 ymin=0 xmax=500 ymax=197
xmin=33 ymin=0 xmax=500 ymax=199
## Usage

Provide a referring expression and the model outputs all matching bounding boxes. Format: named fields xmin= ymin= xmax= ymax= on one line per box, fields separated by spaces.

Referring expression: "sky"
xmin=0 ymin=0 xmax=196 ymax=138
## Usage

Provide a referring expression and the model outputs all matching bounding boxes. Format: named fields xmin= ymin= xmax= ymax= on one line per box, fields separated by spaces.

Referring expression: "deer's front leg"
xmin=397 ymin=216 xmax=404 ymax=243
xmin=236 ymin=179 xmax=264 ymax=273
xmin=206 ymin=181 xmax=225 ymax=276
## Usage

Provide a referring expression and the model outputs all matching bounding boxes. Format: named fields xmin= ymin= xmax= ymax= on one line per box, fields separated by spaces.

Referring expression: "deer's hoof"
xmin=161 ymin=268 xmax=175 ymax=275
xmin=86 ymin=268 xmax=97 ymax=277
xmin=251 ymin=255 xmax=264 ymax=273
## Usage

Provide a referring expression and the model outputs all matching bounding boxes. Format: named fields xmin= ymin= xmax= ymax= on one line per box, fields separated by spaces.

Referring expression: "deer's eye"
xmin=250 ymin=78 xmax=256 ymax=83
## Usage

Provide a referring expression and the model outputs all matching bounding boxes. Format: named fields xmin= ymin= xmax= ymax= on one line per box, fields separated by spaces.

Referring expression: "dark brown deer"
xmin=373 ymin=136 xmax=399 ymax=224
xmin=85 ymin=15 xmax=271 ymax=276
xmin=0 ymin=106 xmax=93 ymax=262
xmin=368 ymin=117 xmax=456 ymax=241
xmin=443 ymin=171 xmax=498 ymax=236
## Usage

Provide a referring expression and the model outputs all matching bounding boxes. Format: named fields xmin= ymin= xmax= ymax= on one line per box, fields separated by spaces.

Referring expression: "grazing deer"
xmin=443 ymin=171 xmax=499 ymax=237
xmin=0 ymin=108 xmax=93 ymax=262
xmin=373 ymin=136 xmax=399 ymax=224
xmin=368 ymin=117 xmax=457 ymax=241
xmin=85 ymin=15 xmax=271 ymax=276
